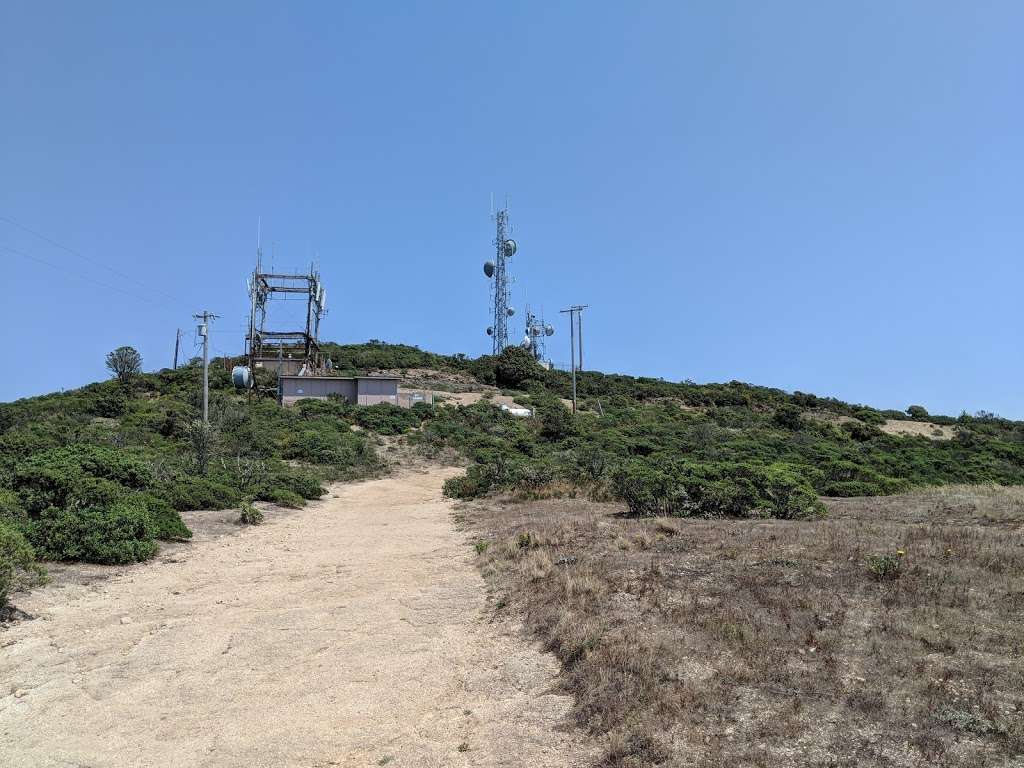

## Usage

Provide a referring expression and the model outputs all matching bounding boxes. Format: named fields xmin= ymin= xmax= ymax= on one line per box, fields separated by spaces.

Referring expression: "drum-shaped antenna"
xmin=486 ymin=326 xmax=493 ymax=336
xmin=503 ymin=239 xmax=517 ymax=258
xmin=483 ymin=261 xmax=495 ymax=278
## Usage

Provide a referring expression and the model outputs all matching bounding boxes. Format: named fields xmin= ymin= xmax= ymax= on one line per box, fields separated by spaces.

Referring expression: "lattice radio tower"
xmin=246 ymin=224 xmax=326 ymax=377
xmin=483 ymin=205 xmax=517 ymax=354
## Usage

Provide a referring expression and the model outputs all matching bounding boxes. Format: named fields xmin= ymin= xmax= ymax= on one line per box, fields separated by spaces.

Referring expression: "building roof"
xmin=277 ymin=374 xmax=401 ymax=381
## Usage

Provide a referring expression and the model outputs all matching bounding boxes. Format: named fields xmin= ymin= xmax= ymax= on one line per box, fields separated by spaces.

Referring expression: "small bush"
xmin=355 ymin=403 xmax=424 ymax=435
xmin=159 ymin=476 xmax=240 ymax=512
xmin=238 ymin=502 xmax=264 ymax=525
xmin=0 ymin=488 xmax=25 ymax=522
xmin=263 ymin=470 xmax=325 ymax=500
xmin=610 ymin=460 xmax=825 ymax=520
xmin=138 ymin=494 xmax=192 ymax=540
xmin=265 ymin=488 xmax=304 ymax=508
xmin=91 ymin=386 xmax=128 ymax=418
xmin=443 ymin=464 xmax=497 ymax=500
xmin=28 ymin=500 xmax=158 ymax=565
xmin=866 ymin=551 xmax=904 ymax=581
xmin=0 ymin=520 xmax=45 ymax=608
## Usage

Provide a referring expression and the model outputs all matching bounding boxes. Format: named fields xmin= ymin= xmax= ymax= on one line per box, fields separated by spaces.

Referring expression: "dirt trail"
xmin=0 ymin=468 xmax=585 ymax=767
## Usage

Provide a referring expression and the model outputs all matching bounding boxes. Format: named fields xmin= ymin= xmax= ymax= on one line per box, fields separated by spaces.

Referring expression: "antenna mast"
xmin=483 ymin=204 xmax=517 ymax=354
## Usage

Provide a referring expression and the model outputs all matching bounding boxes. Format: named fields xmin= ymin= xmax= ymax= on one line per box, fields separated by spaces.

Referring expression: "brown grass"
xmin=458 ymin=486 xmax=1024 ymax=767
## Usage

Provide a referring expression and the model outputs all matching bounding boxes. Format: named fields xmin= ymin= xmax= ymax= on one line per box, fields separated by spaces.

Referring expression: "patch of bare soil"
xmin=460 ymin=486 xmax=1024 ymax=767
xmin=0 ymin=469 xmax=588 ymax=767
xmin=880 ymin=419 xmax=958 ymax=440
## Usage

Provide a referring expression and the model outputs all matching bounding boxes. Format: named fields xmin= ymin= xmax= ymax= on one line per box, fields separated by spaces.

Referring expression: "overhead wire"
xmin=0 ymin=243 xmax=178 ymax=310
xmin=0 ymin=213 xmax=182 ymax=306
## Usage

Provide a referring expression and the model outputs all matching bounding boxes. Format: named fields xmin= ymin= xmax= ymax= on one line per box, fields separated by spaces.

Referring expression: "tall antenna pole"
xmin=173 ymin=328 xmax=182 ymax=370
xmin=193 ymin=311 xmax=219 ymax=424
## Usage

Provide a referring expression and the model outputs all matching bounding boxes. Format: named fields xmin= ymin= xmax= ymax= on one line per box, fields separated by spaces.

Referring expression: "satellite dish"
xmin=483 ymin=261 xmax=495 ymax=278
xmin=506 ymin=307 xmax=515 ymax=317
xmin=486 ymin=326 xmax=493 ymax=336
xmin=545 ymin=325 xmax=555 ymax=337
xmin=503 ymin=239 xmax=517 ymax=258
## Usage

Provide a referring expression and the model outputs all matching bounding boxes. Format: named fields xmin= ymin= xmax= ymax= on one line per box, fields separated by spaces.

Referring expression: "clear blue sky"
xmin=2 ymin=2 xmax=1021 ymax=417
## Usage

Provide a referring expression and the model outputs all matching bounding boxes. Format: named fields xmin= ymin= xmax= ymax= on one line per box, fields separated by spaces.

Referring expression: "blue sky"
xmin=2 ymin=2 xmax=1021 ymax=417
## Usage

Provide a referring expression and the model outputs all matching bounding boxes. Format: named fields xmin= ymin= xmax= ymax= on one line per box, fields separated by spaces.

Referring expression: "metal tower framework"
xmin=522 ymin=306 xmax=555 ymax=364
xmin=247 ymin=242 xmax=326 ymax=375
xmin=484 ymin=207 xmax=516 ymax=355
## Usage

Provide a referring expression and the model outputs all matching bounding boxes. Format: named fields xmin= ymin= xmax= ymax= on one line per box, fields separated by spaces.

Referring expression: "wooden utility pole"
xmin=193 ymin=311 xmax=219 ymax=424
xmin=173 ymin=328 xmax=182 ymax=370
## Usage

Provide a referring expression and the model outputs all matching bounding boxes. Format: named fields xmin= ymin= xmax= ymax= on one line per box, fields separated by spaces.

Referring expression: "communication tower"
xmin=246 ymin=230 xmax=326 ymax=378
xmin=521 ymin=306 xmax=555 ymax=366
xmin=483 ymin=206 xmax=517 ymax=354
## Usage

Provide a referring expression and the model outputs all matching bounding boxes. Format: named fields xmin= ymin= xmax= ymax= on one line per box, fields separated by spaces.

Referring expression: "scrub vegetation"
xmin=0 ymin=349 xmax=413 ymax=606
xmin=4 ymin=340 xmax=1024 ymax=612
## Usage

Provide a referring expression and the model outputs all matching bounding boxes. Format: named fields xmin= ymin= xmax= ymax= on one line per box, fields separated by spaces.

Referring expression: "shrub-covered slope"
xmin=3 ymin=341 xmax=1023 ymax=608
xmin=0 ymin=357 xmax=426 ymax=594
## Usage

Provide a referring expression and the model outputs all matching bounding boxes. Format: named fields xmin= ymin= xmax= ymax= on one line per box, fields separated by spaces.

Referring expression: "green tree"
xmin=106 ymin=346 xmax=142 ymax=385
xmin=907 ymin=405 xmax=929 ymax=420
xmin=494 ymin=347 xmax=541 ymax=389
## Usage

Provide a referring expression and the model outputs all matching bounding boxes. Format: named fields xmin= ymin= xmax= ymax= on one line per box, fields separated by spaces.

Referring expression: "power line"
xmin=0 ymin=213 xmax=182 ymax=305
xmin=0 ymin=243 xmax=176 ymax=308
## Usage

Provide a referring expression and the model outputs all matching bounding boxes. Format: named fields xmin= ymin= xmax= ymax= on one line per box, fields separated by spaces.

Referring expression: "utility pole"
xmin=193 ymin=311 xmax=219 ymax=424
xmin=560 ymin=304 xmax=588 ymax=413
xmin=577 ymin=309 xmax=585 ymax=371
xmin=173 ymin=328 xmax=182 ymax=370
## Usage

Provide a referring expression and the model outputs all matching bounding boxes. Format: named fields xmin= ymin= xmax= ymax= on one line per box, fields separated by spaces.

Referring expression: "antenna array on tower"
xmin=483 ymin=207 xmax=517 ymax=354
xmin=247 ymin=229 xmax=327 ymax=378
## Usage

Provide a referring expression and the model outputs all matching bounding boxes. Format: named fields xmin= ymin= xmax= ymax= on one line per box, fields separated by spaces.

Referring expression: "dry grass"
xmin=459 ymin=486 xmax=1024 ymax=767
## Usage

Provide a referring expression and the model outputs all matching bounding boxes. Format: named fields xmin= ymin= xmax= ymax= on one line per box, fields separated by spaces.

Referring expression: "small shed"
xmin=278 ymin=375 xmax=400 ymax=407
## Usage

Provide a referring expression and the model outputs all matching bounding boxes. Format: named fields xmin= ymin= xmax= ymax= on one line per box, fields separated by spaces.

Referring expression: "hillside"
xmin=3 ymin=341 xmax=1024 ymax=607
xmin=2 ymin=342 xmax=1023 ymax=766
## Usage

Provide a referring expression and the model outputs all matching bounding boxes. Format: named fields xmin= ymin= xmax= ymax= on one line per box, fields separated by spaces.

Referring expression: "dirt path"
xmin=0 ymin=468 xmax=586 ymax=768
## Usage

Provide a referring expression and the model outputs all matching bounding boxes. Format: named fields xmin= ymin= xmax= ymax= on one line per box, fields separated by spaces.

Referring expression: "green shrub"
xmin=494 ymin=347 xmax=542 ymax=389
xmin=137 ymin=494 xmax=192 ymax=540
xmin=0 ymin=520 xmax=45 ymax=608
xmin=355 ymin=403 xmax=424 ymax=435
xmin=866 ymin=550 xmax=904 ymax=581
xmin=262 ymin=470 xmax=324 ymax=500
xmin=537 ymin=400 xmax=576 ymax=441
xmin=13 ymin=445 xmax=152 ymax=514
xmin=238 ymin=502 xmax=264 ymax=525
xmin=28 ymin=500 xmax=158 ymax=565
xmin=611 ymin=460 xmax=824 ymax=520
xmin=283 ymin=425 xmax=366 ymax=466
xmin=773 ymin=404 xmax=805 ymax=430
xmin=0 ymin=488 xmax=25 ymax=522
xmin=91 ymin=386 xmax=128 ymax=418
xmin=443 ymin=465 xmax=495 ymax=500
xmin=265 ymin=488 xmax=304 ymax=508
xmin=158 ymin=477 xmax=240 ymax=512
